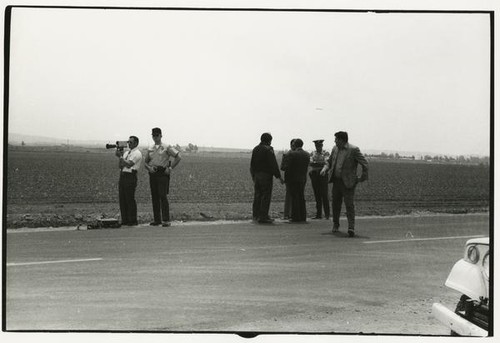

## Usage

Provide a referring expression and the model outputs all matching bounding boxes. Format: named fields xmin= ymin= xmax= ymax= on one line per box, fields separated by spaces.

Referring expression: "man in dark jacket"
xmin=283 ymin=138 xmax=310 ymax=223
xmin=250 ymin=132 xmax=284 ymax=224
xmin=321 ymin=131 xmax=368 ymax=237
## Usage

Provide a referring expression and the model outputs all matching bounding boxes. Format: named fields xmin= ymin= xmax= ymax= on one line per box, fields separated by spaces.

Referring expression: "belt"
xmin=121 ymin=170 xmax=137 ymax=175
xmin=152 ymin=166 xmax=167 ymax=173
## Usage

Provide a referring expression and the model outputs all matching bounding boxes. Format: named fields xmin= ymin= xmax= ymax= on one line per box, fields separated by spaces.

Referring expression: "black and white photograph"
xmin=2 ymin=0 xmax=495 ymax=342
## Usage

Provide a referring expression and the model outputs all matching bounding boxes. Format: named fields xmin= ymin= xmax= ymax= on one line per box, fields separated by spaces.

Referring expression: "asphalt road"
xmin=5 ymin=214 xmax=489 ymax=336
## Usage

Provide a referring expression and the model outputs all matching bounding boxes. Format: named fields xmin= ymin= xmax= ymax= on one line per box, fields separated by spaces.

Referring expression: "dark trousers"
xmin=289 ymin=181 xmax=307 ymax=222
xmin=331 ymin=177 xmax=356 ymax=230
xmin=309 ymin=170 xmax=330 ymax=218
xmin=283 ymin=184 xmax=292 ymax=219
xmin=119 ymin=172 xmax=138 ymax=224
xmin=252 ymin=172 xmax=273 ymax=221
xmin=149 ymin=172 xmax=170 ymax=223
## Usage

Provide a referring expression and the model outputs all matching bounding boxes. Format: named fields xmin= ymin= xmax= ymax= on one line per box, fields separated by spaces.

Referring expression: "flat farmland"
xmin=5 ymin=147 xmax=490 ymax=228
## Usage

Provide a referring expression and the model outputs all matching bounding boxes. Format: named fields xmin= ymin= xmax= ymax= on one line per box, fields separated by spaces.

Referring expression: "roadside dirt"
xmin=5 ymin=201 xmax=488 ymax=229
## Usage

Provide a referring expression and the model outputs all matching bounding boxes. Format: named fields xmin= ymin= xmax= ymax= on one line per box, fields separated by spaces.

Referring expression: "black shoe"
xmin=332 ymin=225 xmax=340 ymax=233
xmin=313 ymin=216 xmax=322 ymax=220
xmin=258 ymin=218 xmax=274 ymax=224
xmin=348 ymin=229 xmax=355 ymax=237
xmin=162 ymin=221 xmax=171 ymax=227
xmin=150 ymin=222 xmax=161 ymax=226
xmin=126 ymin=222 xmax=138 ymax=226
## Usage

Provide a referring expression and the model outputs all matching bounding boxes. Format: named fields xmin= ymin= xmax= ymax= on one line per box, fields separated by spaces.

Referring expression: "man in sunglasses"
xmin=115 ymin=135 xmax=143 ymax=226
xmin=145 ymin=127 xmax=181 ymax=227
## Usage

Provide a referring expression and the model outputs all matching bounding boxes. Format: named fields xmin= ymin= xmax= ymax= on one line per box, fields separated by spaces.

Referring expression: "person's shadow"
xmin=321 ymin=231 xmax=368 ymax=239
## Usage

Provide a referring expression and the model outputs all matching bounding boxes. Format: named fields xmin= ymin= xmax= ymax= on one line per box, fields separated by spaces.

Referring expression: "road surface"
xmin=5 ymin=213 xmax=489 ymax=336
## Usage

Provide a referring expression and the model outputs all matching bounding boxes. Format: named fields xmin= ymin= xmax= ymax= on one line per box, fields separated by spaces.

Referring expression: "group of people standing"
xmin=114 ymin=127 xmax=181 ymax=228
xmin=250 ymin=131 xmax=368 ymax=237
xmin=113 ymin=128 xmax=368 ymax=238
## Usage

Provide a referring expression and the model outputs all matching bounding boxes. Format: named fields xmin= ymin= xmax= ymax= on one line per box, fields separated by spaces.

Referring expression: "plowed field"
xmin=6 ymin=148 xmax=490 ymax=228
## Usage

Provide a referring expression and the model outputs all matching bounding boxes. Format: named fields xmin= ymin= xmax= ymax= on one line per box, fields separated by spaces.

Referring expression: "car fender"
xmin=445 ymin=259 xmax=488 ymax=301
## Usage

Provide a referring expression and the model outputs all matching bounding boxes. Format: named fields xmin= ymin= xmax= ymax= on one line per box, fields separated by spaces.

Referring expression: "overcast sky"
xmin=7 ymin=6 xmax=491 ymax=156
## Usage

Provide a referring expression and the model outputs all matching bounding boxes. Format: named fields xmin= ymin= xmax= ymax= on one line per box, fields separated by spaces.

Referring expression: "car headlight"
xmin=466 ymin=245 xmax=480 ymax=264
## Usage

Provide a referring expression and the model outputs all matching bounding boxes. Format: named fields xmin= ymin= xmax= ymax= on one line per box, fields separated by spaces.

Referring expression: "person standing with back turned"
xmin=285 ymin=138 xmax=310 ymax=223
xmin=250 ymin=132 xmax=284 ymax=224
xmin=145 ymin=127 xmax=181 ymax=227
xmin=320 ymin=131 xmax=368 ymax=237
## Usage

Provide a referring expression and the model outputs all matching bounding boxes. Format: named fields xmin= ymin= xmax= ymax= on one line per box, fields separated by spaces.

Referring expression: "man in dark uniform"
xmin=250 ymin=132 xmax=284 ymax=224
xmin=309 ymin=139 xmax=330 ymax=219
xmin=284 ymin=138 xmax=310 ymax=223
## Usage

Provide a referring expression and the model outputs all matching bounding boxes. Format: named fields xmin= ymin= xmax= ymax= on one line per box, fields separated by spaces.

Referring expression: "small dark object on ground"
xmin=87 ymin=218 xmax=121 ymax=230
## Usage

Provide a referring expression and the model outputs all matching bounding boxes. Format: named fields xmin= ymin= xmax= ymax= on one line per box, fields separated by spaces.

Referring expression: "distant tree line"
xmin=366 ymin=152 xmax=489 ymax=165
xmin=174 ymin=143 xmax=198 ymax=153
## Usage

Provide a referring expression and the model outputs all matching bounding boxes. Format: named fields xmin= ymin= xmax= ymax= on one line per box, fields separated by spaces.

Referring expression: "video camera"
xmin=106 ymin=141 xmax=129 ymax=151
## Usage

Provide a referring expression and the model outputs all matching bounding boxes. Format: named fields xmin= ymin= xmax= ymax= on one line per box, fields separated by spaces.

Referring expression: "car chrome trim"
xmin=432 ymin=303 xmax=488 ymax=337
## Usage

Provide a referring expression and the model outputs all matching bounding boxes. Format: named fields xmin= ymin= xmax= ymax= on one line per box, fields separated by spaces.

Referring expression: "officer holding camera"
xmin=145 ymin=127 xmax=181 ymax=227
xmin=115 ymin=136 xmax=143 ymax=226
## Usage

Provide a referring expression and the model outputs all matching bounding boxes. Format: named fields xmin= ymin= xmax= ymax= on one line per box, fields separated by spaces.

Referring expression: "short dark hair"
xmin=294 ymin=138 xmax=304 ymax=148
xmin=261 ymin=132 xmax=273 ymax=144
xmin=130 ymin=136 xmax=139 ymax=144
xmin=334 ymin=131 xmax=348 ymax=143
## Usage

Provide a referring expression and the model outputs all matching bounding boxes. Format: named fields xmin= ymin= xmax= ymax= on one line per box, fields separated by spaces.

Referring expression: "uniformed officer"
xmin=145 ymin=127 xmax=181 ymax=227
xmin=309 ymin=139 xmax=330 ymax=219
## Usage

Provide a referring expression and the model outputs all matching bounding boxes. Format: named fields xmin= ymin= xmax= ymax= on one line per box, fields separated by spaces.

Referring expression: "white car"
xmin=432 ymin=237 xmax=490 ymax=336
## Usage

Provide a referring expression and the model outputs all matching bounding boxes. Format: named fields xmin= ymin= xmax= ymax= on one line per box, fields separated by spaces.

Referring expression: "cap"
xmin=313 ymin=139 xmax=324 ymax=144
xmin=152 ymin=127 xmax=162 ymax=135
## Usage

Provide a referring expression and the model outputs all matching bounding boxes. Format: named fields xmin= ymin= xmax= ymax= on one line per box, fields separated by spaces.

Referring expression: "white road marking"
xmin=7 ymin=258 xmax=103 ymax=267
xmin=364 ymin=235 xmax=486 ymax=244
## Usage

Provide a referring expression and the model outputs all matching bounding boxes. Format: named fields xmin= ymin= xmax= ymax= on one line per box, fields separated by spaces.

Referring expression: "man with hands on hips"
xmin=145 ymin=127 xmax=181 ymax=227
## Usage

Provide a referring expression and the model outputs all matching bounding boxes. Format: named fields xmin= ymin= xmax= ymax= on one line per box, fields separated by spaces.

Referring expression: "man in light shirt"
xmin=115 ymin=135 xmax=143 ymax=226
xmin=145 ymin=127 xmax=181 ymax=227
xmin=309 ymin=139 xmax=330 ymax=220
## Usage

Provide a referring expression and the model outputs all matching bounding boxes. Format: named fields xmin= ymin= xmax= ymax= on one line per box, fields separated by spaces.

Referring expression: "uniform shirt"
xmin=122 ymin=147 xmax=143 ymax=173
xmin=147 ymin=143 xmax=179 ymax=168
xmin=309 ymin=150 xmax=330 ymax=171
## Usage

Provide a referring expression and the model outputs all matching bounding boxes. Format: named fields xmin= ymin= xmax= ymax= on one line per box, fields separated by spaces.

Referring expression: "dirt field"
xmin=5 ymin=148 xmax=490 ymax=229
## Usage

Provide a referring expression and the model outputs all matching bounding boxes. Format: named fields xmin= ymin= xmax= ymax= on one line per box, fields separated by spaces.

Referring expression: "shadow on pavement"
xmin=321 ymin=231 xmax=369 ymax=239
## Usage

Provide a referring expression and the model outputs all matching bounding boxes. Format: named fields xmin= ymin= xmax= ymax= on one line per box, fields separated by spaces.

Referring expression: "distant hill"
xmin=8 ymin=133 xmax=106 ymax=147
xmin=8 ymin=133 xmax=252 ymax=153
xmin=7 ymin=132 xmax=487 ymax=158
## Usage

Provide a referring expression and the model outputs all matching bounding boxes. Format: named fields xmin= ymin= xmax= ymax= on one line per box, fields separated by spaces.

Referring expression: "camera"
xmin=106 ymin=141 xmax=129 ymax=151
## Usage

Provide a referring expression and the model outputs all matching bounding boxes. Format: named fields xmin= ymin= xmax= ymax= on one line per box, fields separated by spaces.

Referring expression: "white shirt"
xmin=122 ymin=147 xmax=143 ymax=173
